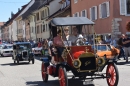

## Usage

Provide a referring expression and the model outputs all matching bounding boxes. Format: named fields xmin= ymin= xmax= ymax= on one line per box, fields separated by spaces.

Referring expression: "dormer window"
xmin=59 ymin=0 xmax=66 ymax=10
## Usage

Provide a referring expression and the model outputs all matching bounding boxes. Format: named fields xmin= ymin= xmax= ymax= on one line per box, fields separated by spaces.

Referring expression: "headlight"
xmin=73 ymin=59 xmax=81 ymax=68
xmin=97 ymin=57 xmax=105 ymax=66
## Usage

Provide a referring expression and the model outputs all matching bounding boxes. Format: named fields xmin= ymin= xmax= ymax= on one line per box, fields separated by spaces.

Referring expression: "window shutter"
xmin=95 ymin=6 xmax=97 ymax=20
xmin=119 ymin=0 xmax=126 ymax=15
xmin=89 ymin=8 xmax=92 ymax=20
xmin=99 ymin=4 xmax=102 ymax=18
xmin=85 ymin=10 xmax=87 ymax=17
xmin=77 ymin=12 xmax=79 ymax=17
xmin=80 ymin=11 xmax=82 ymax=17
xmin=106 ymin=1 xmax=110 ymax=17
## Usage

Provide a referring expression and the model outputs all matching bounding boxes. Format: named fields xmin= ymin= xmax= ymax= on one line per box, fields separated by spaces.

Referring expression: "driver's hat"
xmin=78 ymin=34 xmax=83 ymax=39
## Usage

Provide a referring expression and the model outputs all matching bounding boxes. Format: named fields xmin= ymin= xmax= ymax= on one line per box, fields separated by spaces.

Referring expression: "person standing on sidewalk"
xmin=122 ymin=34 xmax=130 ymax=62
xmin=117 ymin=35 xmax=125 ymax=60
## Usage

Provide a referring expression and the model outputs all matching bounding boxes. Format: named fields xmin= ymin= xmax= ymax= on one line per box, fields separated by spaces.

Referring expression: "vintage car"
xmin=0 ymin=44 xmax=13 ymax=57
xmin=41 ymin=17 xmax=119 ymax=86
xmin=32 ymin=43 xmax=43 ymax=56
xmin=12 ymin=42 xmax=35 ymax=65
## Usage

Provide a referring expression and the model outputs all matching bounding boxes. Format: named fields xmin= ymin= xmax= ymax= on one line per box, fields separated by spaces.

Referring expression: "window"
xmin=32 ymin=27 xmax=34 ymax=33
xmin=41 ymin=10 xmax=44 ymax=20
xmin=36 ymin=13 xmax=39 ymax=21
xmin=74 ymin=0 xmax=78 ymax=3
xmin=45 ymin=9 xmax=47 ymax=17
xmin=81 ymin=10 xmax=87 ymax=17
xmin=99 ymin=2 xmax=110 ymax=18
xmin=120 ymin=0 xmax=130 ymax=15
xmin=73 ymin=12 xmax=79 ymax=17
xmin=43 ymin=25 xmax=45 ymax=32
xmin=90 ymin=6 xmax=97 ymax=21
xmin=46 ymin=24 xmax=48 ymax=31
xmin=37 ymin=25 xmax=39 ymax=34
xmin=41 ymin=24 xmax=42 ymax=33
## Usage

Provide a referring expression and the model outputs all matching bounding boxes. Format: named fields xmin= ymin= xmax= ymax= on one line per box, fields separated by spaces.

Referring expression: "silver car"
xmin=0 ymin=44 xmax=13 ymax=57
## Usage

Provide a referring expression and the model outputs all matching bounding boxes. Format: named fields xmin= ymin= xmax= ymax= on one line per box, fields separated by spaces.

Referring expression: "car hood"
xmin=3 ymin=49 xmax=13 ymax=51
xmin=33 ymin=47 xmax=42 ymax=50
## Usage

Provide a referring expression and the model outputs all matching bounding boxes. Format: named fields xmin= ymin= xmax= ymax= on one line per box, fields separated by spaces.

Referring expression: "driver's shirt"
xmin=53 ymin=35 xmax=63 ymax=47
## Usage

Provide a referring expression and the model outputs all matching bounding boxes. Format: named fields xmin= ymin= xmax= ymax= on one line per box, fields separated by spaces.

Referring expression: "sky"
xmin=0 ymin=0 xmax=31 ymax=22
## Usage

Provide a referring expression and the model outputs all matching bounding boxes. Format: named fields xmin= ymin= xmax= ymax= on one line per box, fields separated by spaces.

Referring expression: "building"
xmin=71 ymin=0 xmax=130 ymax=38
xmin=0 ymin=22 xmax=4 ymax=41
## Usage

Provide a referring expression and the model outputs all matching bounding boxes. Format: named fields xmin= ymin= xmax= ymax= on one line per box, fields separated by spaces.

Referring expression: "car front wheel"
xmin=41 ymin=62 xmax=48 ymax=82
xmin=106 ymin=63 xmax=119 ymax=86
xmin=59 ymin=66 xmax=68 ymax=86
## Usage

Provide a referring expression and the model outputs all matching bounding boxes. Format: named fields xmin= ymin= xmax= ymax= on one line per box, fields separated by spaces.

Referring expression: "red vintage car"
xmin=41 ymin=17 xmax=119 ymax=86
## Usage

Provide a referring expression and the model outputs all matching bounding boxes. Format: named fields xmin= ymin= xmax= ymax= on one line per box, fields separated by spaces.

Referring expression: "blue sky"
xmin=0 ymin=0 xmax=31 ymax=22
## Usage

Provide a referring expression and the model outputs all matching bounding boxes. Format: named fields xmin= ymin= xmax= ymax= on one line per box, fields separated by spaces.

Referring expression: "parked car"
xmin=0 ymin=44 xmax=13 ymax=57
xmin=12 ymin=42 xmax=35 ymax=65
xmin=32 ymin=43 xmax=42 ymax=56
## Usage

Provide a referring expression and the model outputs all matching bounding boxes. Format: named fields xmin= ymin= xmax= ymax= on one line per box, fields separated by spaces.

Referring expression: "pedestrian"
xmin=122 ymin=34 xmax=130 ymax=62
xmin=117 ymin=34 xmax=125 ymax=60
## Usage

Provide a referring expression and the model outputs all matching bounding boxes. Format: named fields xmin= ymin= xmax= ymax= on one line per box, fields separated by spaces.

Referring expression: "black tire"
xmin=28 ymin=59 xmax=30 ymax=64
xmin=1 ymin=54 xmax=4 ymax=57
xmin=58 ymin=66 xmax=68 ymax=86
xmin=106 ymin=63 xmax=119 ymax=86
xmin=32 ymin=58 xmax=35 ymax=64
xmin=14 ymin=60 xmax=16 ymax=64
xmin=16 ymin=57 xmax=19 ymax=65
xmin=41 ymin=62 xmax=48 ymax=82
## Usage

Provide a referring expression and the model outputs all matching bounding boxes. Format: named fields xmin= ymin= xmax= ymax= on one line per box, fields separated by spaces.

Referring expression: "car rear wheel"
xmin=106 ymin=63 xmax=119 ymax=86
xmin=16 ymin=58 xmax=19 ymax=65
xmin=32 ymin=58 xmax=35 ymax=64
xmin=41 ymin=62 xmax=48 ymax=82
xmin=58 ymin=66 xmax=68 ymax=86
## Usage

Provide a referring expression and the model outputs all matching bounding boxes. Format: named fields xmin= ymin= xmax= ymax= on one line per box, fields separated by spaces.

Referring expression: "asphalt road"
xmin=0 ymin=56 xmax=130 ymax=86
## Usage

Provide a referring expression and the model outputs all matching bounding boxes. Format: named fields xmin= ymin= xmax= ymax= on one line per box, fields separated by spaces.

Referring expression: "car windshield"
xmin=92 ymin=45 xmax=107 ymax=51
xmin=17 ymin=44 xmax=31 ymax=50
xmin=4 ymin=45 xmax=13 ymax=49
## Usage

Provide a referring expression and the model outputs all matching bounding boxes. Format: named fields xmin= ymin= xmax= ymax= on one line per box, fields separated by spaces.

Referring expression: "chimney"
xmin=11 ymin=12 xmax=14 ymax=18
xmin=18 ymin=8 xmax=20 ymax=12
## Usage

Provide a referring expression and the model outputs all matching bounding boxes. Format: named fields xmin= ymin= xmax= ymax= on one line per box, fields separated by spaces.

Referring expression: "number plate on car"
xmin=83 ymin=80 xmax=93 ymax=85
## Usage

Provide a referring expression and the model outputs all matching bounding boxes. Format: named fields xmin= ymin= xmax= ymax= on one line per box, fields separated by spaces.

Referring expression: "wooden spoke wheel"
xmin=106 ymin=63 xmax=119 ymax=86
xmin=58 ymin=66 xmax=68 ymax=86
xmin=41 ymin=62 xmax=48 ymax=82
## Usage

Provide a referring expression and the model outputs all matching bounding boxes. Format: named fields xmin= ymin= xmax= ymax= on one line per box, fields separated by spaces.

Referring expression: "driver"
xmin=53 ymin=30 xmax=65 ymax=63
xmin=71 ymin=26 xmax=84 ymax=45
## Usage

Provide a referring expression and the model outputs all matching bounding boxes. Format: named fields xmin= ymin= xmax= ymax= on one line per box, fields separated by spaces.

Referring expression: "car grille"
xmin=4 ymin=51 xmax=13 ymax=53
xmin=23 ymin=51 xmax=27 ymax=57
xmin=79 ymin=57 xmax=96 ymax=71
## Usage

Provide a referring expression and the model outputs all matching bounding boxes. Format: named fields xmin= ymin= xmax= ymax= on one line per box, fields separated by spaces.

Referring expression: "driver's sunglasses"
xmin=64 ymin=29 xmax=69 ymax=31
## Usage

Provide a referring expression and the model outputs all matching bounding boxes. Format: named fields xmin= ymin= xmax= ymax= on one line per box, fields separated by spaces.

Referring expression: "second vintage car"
xmin=12 ymin=42 xmax=35 ymax=65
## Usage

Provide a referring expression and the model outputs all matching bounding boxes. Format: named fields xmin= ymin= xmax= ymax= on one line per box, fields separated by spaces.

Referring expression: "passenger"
xmin=71 ymin=26 xmax=83 ymax=45
xmin=53 ymin=30 xmax=65 ymax=63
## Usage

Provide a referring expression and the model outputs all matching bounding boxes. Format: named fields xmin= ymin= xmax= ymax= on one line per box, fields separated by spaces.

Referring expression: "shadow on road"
xmin=116 ymin=61 xmax=130 ymax=65
xmin=0 ymin=62 xmax=31 ymax=66
xmin=26 ymin=79 xmax=95 ymax=86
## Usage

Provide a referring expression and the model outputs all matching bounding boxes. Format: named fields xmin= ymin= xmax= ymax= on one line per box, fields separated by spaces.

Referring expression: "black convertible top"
xmin=51 ymin=17 xmax=95 ymax=26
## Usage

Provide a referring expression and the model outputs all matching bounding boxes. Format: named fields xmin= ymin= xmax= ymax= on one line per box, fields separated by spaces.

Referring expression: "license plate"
xmin=83 ymin=80 xmax=93 ymax=85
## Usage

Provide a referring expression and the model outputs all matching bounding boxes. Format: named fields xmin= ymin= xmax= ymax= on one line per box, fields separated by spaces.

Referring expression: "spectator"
xmin=106 ymin=34 xmax=111 ymax=44
xmin=122 ymin=34 xmax=130 ymax=62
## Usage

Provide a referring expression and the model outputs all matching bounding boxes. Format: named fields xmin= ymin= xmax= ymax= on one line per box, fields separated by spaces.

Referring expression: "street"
xmin=0 ymin=56 xmax=130 ymax=86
